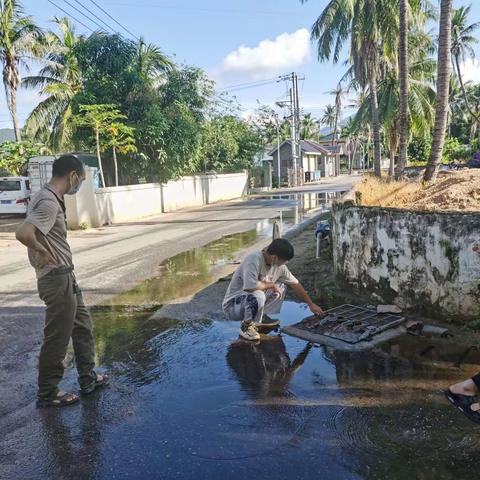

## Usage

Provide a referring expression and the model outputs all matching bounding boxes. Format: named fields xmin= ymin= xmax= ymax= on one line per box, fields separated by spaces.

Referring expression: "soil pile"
xmin=355 ymin=169 xmax=480 ymax=212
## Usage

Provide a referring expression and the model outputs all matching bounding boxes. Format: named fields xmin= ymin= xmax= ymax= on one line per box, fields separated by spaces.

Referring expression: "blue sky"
xmin=2 ymin=0 xmax=480 ymax=128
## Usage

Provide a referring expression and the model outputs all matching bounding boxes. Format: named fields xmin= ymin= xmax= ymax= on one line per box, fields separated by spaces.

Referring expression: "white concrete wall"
xmin=161 ymin=172 xmax=248 ymax=213
xmin=331 ymin=203 xmax=480 ymax=320
xmin=66 ymin=170 xmax=248 ymax=228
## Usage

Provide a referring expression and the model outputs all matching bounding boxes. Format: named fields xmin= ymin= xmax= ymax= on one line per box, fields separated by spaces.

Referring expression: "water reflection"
xmin=226 ymin=336 xmax=312 ymax=398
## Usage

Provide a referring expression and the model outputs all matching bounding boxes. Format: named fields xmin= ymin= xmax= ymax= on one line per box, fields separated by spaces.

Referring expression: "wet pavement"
xmin=2 ymin=299 xmax=479 ymax=479
xmin=1 ymin=185 xmax=479 ymax=479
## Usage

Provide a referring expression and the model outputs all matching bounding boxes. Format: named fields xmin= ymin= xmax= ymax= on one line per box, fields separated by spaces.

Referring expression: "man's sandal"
xmin=36 ymin=391 xmax=79 ymax=408
xmin=81 ymin=373 xmax=109 ymax=395
xmin=444 ymin=389 xmax=480 ymax=425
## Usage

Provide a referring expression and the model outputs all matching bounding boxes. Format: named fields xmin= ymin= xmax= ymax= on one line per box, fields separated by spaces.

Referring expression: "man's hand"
xmin=308 ymin=302 xmax=325 ymax=317
xmin=36 ymin=249 xmax=56 ymax=268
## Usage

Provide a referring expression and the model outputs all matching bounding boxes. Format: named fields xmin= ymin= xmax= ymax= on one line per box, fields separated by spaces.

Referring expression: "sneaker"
xmin=260 ymin=315 xmax=280 ymax=327
xmin=239 ymin=321 xmax=260 ymax=341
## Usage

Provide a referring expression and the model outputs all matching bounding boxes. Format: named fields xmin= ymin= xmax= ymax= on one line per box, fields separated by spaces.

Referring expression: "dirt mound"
xmin=355 ymin=169 xmax=480 ymax=212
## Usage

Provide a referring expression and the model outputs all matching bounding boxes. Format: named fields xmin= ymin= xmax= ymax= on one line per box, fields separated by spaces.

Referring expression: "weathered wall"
xmin=66 ymin=170 xmax=248 ymax=228
xmin=331 ymin=203 xmax=480 ymax=320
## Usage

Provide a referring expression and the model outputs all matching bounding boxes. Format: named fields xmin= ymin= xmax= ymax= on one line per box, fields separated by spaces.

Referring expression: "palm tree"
xmin=135 ymin=37 xmax=173 ymax=83
xmin=0 ymin=0 xmax=42 ymax=141
xmin=300 ymin=112 xmax=316 ymax=139
xmin=302 ymin=0 xmax=399 ymax=177
xmin=396 ymin=0 xmax=409 ymax=178
xmin=321 ymin=104 xmax=336 ymax=135
xmin=354 ymin=30 xmax=436 ymax=177
xmin=450 ymin=5 xmax=480 ymax=126
xmin=328 ymin=85 xmax=345 ymax=146
xmin=23 ymin=17 xmax=82 ymax=150
xmin=424 ymin=0 xmax=453 ymax=182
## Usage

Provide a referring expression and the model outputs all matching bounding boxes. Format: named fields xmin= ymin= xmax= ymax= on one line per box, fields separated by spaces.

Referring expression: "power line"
xmin=104 ymin=3 xmax=309 ymax=16
xmin=61 ymin=0 xmax=112 ymax=32
xmin=87 ymin=0 xmax=139 ymax=40
xmin=70 ymin=0 xmax=118 ymax=33
xmin=46 ymin=0 xmax=95 ymax=33
xmin=218 ymin=76 xmax=282 ymax=91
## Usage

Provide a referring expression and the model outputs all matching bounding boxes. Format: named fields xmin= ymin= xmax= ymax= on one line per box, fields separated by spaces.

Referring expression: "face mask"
xmin=67 ymin=172 xmax=81 ymax=195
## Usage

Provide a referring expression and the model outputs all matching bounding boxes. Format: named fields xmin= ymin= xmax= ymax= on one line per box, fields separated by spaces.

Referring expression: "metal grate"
xmin=292 ymin=304 xmax=405 ymax=345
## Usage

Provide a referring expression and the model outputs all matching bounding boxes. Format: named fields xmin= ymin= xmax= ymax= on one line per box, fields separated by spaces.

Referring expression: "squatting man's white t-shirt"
xmin=222 ymin=250 xmax=299 ymax=308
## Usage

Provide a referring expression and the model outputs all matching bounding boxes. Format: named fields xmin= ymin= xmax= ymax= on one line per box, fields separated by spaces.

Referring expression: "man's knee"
xmin=249 ymin=290 xmax=266 ymax=306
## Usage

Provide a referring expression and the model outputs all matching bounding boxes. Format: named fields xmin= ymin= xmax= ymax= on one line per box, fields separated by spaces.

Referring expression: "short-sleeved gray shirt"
xmin=223 ymin=250 xmax=298 ymax=307
xmin=25 ymin=185 xmax=73 ymax=278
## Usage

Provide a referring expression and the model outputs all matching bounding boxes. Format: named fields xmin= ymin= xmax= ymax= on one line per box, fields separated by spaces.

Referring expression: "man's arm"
xmin=290 ymin=282 xmax=325 ymax=316
xmin=15 ymin=223 xmax=56 ymax=267
xmin=245 ymin=281 xmax=281 ymax=294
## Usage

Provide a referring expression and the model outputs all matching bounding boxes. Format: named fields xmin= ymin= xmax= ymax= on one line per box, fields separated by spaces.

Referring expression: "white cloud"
xmin=460 ymin=58 xmax=480 ymax=84
xmin=216 ymin=28 xmax=312 ymax=82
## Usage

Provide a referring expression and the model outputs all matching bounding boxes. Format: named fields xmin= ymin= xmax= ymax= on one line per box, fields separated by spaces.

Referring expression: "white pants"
xmin=223 ymin=284 xmax=286 ymax=323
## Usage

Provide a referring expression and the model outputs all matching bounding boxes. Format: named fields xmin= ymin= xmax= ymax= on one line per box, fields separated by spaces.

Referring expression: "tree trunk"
xmin=4 ymin=84 xmax=21 ymax=142
xmin=95 ymin=127 xmax=106 ymax=187
xmin=113 ymin=146 xmax=119 ymax=187
xmin=370 ymin=47 xmax=382 ymax=177
xmin=454 ymin=54 xmax=480 ymax=125
xmin=424 ymin=0 xmax=453 ymax=182
xmin=396 ymin=0 xmax=409 ymax=179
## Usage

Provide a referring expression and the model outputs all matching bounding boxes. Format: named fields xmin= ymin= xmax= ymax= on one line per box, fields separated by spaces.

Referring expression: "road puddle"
xmin=26 ymin=189 xmax=479 ymax=479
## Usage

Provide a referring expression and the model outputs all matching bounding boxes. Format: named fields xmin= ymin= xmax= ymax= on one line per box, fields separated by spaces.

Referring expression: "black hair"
xmin=266 ymin=238 xmax=294 ymax=261
xmin=52 ymin=154 xmax=84 ymax=178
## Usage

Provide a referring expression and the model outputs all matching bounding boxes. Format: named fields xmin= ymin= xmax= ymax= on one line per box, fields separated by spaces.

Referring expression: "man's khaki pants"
xmin=37 ymin=271 xmax=96 ymax=399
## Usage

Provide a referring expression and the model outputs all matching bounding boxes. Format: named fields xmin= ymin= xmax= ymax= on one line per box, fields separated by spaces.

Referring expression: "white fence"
xmin=65 ymin=169 xmax=248 ymax=229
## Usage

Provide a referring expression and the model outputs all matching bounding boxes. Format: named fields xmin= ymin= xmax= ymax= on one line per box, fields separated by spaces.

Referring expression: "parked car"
xmin=0 ymin=176 xmax=31 ymax=216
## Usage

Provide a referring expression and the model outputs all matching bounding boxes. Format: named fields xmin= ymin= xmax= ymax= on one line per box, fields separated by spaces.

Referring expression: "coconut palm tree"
xmin=135 ymin=37 xmax=174 ymax=83
xmin=396 ymin=0 xmax=409 ymax=178
xmin=302 ymin=0 xmax=400 ymax=177
xmin=450 ymin=5 xmax=480 ymax=126
xmin=0 ymin=0 xmax=42 ymax=141
xmin=300 ymin=112 xmax=316 ymax=139
xmin=23 ymin=17 xmax=82 ymax=150
xmin=321 ymin=104 xmax=336 ymax=135
xmin=424 ymin=0 xmax=454 ymax=182
xmin=354 ymin=30 xmax=436 ymax=177
xmin=328 ymin=84 xmax=345 ymax=146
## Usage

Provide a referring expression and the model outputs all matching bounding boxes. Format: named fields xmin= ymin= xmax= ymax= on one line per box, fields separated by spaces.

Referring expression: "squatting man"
xmin=223 ymin=238 xmax=324 ymax=341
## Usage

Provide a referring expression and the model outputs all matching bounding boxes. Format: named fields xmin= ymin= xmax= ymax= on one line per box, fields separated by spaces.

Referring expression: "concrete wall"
xmin=161 ymin=172 xmax=248 ymax=213
xmin=66 ymin=169 xmax=248 ymax=229
xmin=331 ymin=202 xmax=480 ymax=320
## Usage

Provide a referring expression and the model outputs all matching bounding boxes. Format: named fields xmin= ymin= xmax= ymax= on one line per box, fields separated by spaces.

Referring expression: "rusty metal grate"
xmin=289 ymin=304 xmax=405 ymax=345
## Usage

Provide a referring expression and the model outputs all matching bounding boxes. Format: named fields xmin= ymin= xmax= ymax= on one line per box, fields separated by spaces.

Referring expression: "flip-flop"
xmin=444 ymin=389 xmax=480 ymax=425
xmin=36 ymin=391 xmax=79 ymax=408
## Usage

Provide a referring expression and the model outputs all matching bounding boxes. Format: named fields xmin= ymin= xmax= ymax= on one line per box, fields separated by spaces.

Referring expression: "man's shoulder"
xmin=31 ymin=186 xmax=57 ymax=204
xmin=243 ymin=251 xmax=263 ymax=264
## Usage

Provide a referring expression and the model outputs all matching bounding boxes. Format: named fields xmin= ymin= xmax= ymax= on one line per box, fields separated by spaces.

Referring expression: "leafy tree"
xmin=0 ymin=0 xmax=42 ymax=141
xmin=0 ymin=139 xmax=50 ymax=175
xmin=74 ymin=104 xmax=125 ymax=187
xmin=102 ymin=122 xmax=136 ymax=187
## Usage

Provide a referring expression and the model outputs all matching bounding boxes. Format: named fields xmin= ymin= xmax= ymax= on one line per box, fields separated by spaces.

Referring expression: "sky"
xmin=2 ymin=0 xmax=480 ymax=129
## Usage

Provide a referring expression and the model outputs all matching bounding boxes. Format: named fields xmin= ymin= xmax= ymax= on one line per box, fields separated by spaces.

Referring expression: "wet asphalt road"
xmin=2 ymin=177 xmax=478 ymax=479
xmin=1 ymin=300 xmax=479 ymax=480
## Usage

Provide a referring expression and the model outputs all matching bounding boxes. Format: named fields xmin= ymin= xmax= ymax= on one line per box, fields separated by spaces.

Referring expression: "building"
xmin=269 ymin=140 xmax=341 ymax=183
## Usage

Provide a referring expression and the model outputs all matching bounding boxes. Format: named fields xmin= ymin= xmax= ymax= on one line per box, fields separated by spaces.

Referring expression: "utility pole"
xmin=278 ymin=72 xmax=302 ymax=187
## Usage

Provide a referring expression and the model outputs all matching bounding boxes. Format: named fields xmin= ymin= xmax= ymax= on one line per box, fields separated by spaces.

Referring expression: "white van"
xmin=0 ymin=176 xmax=31 ymax=215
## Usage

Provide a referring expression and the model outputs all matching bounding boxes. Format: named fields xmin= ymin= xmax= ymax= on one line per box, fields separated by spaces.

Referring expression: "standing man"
xmin=16 ymin=155 xmax=108 ymax=407
xmin=223 ymin=238 xmax=324 ymax=341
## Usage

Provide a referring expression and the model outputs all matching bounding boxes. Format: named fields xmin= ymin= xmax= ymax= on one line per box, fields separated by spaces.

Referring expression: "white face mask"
xmin=67 ymin=172 xmax=82 ymax=195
